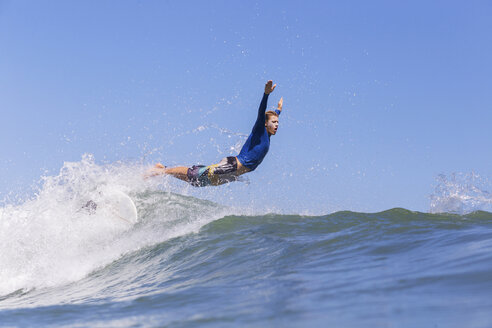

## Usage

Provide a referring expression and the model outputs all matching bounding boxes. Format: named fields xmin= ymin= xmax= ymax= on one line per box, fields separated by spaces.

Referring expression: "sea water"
xmin=1 ymin=157 xmax=492 ymax=327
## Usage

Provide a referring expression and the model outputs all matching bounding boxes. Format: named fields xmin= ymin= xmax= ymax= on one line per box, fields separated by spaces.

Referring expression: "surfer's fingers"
xmin=264 ymin=80 xmax=275 ymax=94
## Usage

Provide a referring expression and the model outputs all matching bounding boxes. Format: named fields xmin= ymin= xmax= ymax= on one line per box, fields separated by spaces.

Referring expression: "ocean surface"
xmin=1 ymin=160 xmax=492 ymax=327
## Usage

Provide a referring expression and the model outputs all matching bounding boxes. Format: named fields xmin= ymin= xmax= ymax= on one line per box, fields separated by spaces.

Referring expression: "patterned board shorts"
xmin=187 ymin=156 xmax=239 ymax=187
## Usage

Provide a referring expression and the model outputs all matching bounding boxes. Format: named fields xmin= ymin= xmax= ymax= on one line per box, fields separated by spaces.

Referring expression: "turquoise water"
xmin=2 ymin=193 xmax=492 ymax=327
xmin=1 ymin=160 xmax=492 ymax=327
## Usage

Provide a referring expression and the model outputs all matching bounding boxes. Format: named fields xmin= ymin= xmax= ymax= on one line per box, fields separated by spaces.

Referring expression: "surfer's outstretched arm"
xmin=276 ymin=97 xmax=283 ymax=114
xmin=252 ymin=80 xmax=276 ymax=131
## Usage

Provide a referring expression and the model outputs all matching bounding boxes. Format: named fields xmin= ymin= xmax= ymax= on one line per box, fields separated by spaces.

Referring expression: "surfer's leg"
xmin=146 ymin=164 xmax=189 ymax=182
xmin=163 ymin=166 xmax=189 ymax=182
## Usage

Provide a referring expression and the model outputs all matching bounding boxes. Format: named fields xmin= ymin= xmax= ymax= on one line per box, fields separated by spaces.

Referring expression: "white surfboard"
xmin=81 ymin=188 xmax=138 ymax=224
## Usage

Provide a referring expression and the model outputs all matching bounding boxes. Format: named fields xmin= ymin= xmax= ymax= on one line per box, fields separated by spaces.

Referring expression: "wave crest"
xmin=430 ymin=173 xmax=492 ymax=214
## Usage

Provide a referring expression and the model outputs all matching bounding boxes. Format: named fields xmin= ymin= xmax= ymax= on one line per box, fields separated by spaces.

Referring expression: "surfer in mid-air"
xmin=147 ymin=80 xmax=283 ymax=186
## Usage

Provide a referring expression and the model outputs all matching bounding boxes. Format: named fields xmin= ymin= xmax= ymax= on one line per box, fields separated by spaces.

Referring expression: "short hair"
xmin=265 ymin=110 xmax=279 ymax=121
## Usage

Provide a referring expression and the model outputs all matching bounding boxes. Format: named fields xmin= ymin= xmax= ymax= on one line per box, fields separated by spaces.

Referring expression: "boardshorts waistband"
xmin=187 ymin=156 xmax=239 ymax=187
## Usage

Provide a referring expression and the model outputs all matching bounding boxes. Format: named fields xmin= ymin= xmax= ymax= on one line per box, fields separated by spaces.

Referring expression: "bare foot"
xmin=144 ymin=163 xmax=167 ymax=179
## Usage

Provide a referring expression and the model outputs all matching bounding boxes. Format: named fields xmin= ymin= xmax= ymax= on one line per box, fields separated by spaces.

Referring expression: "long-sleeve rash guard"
xmin=237 ymin=93 xmax=270 ymax=171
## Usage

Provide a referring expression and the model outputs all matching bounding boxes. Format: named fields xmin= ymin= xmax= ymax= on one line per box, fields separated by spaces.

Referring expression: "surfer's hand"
xmin=277 ymin=97 xmax=283 ymax=112
xmin=264 ymin=80 xmax=276 ymax=94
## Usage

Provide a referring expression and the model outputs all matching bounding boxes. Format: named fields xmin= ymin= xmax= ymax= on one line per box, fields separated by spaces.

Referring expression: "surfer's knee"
xmin=161 ymin=166 xmax=190 ymax=183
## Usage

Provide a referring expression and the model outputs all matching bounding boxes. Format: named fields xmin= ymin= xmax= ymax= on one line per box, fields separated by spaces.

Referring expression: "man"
xmin=147 ymin=80 xmax=283 ymax=186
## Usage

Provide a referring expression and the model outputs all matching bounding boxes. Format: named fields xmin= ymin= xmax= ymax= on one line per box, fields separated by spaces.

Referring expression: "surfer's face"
xmin=265 ymin=116 xmax=279 ymax=135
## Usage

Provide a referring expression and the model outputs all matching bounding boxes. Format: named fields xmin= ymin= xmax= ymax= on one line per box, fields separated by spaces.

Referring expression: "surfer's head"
xmin=265 ymin=111 xmax=279 ymax=135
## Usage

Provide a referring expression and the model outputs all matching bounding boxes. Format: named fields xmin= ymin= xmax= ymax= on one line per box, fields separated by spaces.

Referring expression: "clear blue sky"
xmin=0 ymin=1 xmax=490 ymax=213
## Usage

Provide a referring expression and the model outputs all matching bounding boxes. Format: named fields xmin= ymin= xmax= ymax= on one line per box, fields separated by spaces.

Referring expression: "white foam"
xmin=0 ymin=154 xmax=231 ymax=297
xmin=430 ymin=173 xmax=492 ymax=214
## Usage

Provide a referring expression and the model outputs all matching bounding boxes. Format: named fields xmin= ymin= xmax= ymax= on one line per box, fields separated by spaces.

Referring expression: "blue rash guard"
xmin=237 ymin=93 xmax=271 ymax=171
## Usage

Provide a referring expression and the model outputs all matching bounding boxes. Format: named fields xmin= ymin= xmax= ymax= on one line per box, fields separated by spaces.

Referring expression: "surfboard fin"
xmin=82 ymin=200 xmax=97 ymax=215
